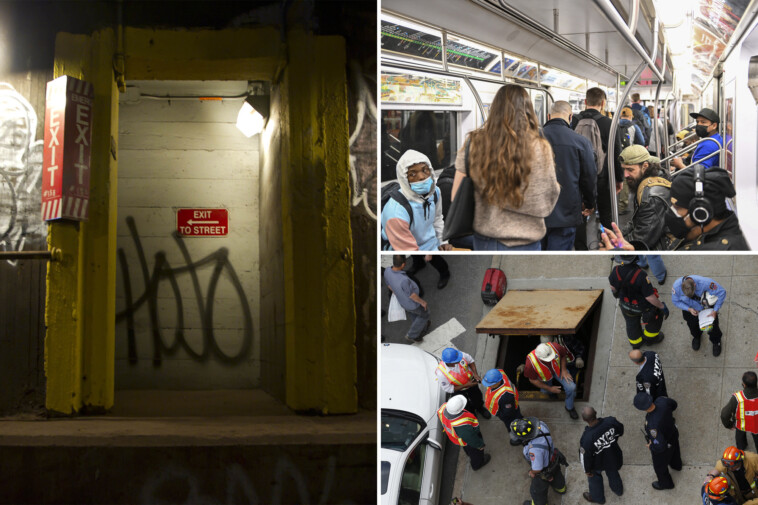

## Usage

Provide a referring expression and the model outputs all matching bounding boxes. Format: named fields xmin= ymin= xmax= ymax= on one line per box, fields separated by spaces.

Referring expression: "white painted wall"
xmin=115 ymin=81 xmax=261 ymax=389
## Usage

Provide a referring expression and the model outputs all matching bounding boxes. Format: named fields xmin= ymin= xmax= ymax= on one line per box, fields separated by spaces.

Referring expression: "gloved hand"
xmin=662 ymin=302 xmax=669 ymax=319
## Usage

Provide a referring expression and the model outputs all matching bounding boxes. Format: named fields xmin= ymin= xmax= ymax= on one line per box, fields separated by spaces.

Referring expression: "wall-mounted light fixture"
xmin=236 ymin=82 xmax=269 ymax=137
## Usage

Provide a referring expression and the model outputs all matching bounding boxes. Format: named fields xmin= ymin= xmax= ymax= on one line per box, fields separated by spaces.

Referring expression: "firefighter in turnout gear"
xmin=608 ymin=255 xmax=669 ymax=348
xmin=523 ymin=342 xmax=579 ymax=419
xmin=722 ymin=372 xmax=758 ymax=452
xmin=511 ymin=417 xmax=568 ymax=505
xmin=482 ymin=368 xmax=523 ymax=446
xmin=629 ymin=349 xmax=668 ymax=400
xmin=579 ymin=406 xmax=625 ymax=503
xmin=435 ymin=347 xmax=490 ymax=419
xmin=709 ymin=446 xmax=758 ymax=504
xmin=634 ymin=392 xmax=682 ymax=490
xmin=437 ymin=395 xmax=491 ymax=470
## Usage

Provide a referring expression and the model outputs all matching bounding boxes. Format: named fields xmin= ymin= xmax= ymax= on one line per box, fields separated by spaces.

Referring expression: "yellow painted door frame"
xmin=48 ymin=27 xmax=357 ymax=414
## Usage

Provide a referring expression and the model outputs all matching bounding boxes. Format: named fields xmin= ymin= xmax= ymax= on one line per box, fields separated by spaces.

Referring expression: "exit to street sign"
xmin=177 ymin=208 xmax=229 ymax=237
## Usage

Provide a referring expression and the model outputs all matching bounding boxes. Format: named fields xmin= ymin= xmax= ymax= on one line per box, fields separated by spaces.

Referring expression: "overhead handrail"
xmin=662 ymin=137 xmax=723 ymax=167
xmin=608 ymin=61 xmax=647 ymax=225
xmin=462 ymin=75 xmax=487 ymax=122
xmin=628 ymin=0 xmax=640 ymax=34
xmin=592 ymin=0 xmax=665 ymax=81
xmin=652 ymin=80 xmax=662 ymax=155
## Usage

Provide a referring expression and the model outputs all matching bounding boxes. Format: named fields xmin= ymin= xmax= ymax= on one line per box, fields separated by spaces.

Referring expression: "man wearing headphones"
xmin=666 ymin=166 xmax=748 ymax=250
xmin=671 ymin=275 xmax=727 ymax=356
xmin=599 ymin=166 xmax=749 ymax=251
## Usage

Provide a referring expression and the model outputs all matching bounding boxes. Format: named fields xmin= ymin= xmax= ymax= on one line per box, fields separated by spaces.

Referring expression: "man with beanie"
xmin=437 ymin=394 xmax=491 ymax=470
xmin=671 ymin=108 xmax=723 ymax=170
xmin=667 ymin=167 xmax=748 ymax=250
xmin=600 ymin=145 xmax=671 ymax=252
xmin=635 ymin=392 xmax=681 ymax=490
xmin=671 ymin=275 xmax=727 ymax=356
xmin=721 ymin=372 xmax=758 ymax=451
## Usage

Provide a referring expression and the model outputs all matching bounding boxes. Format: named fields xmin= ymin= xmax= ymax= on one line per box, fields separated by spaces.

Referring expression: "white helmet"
xmin=445 ymin=395 xmax=467 ymax=415
xmin=535 ymin=343 xmax=556 ymax=362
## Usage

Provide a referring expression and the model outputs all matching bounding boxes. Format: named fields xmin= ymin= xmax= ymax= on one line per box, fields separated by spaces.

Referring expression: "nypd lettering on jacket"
xmin=593 ymin=427 xmax=619 ymax=453
xmin=579 ymin=416 xmax=625 ymax=472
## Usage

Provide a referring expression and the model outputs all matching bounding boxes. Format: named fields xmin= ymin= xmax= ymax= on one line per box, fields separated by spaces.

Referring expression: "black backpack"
xmin=380 ymin=182 xmax=438 ymax=250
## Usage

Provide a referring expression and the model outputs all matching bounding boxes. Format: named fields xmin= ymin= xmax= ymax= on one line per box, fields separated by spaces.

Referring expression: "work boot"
xmin=474 ymin=453 xmax=491 ymax=471
xmin=566 ymin=407 xmax=579 ymax=420
xmin=713 ymin=341 xmax=722 ymax=357
xmin=658 ymin=271 xmax=667 ymax=285
xmin=437 ymin=272 xmax=450 ymax=290
xmin=477 ymin=407 xmax=491 ymax=420
xmin=405 ymin=335 xmax=423 ymax=344
xmin=652 ymin=481 xmax=674 ymax=490
xmin=582 ymin=491 xmax=604 ymax=503
xmin=692 ymin=336 xmax=701 ymax=351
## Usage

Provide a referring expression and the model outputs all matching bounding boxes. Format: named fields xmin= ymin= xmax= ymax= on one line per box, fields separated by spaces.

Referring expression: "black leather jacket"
xmin=673 ymin=213 xmax=750 ymax=251
xmin=622 ymin=168 xmax=671 ymax=250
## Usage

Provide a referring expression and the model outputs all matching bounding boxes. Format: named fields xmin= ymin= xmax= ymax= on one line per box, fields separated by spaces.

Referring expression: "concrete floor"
xmin=382 ymin=254 xmax=758 ymax=505
xmin=0 ymin=390 xmax=375 ymax=447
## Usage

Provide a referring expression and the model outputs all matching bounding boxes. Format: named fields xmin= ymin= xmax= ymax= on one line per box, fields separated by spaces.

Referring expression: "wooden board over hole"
xmin=476 ymin=289 xmax=604 ymax=335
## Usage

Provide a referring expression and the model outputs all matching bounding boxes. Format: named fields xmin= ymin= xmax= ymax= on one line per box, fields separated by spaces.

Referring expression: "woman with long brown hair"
xmin=451 ymin=84 xmax=559 ymax=250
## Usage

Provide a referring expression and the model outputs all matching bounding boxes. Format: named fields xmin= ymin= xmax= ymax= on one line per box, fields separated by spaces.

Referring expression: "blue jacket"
xmin=619 ymin=118 xmax=645 ymax=146
xmin=691 ymin=133 xmax=723 ymax=169
xmin=542 ymin=118 xmax=597 ymax=227
xmin=671 ymin=275 xmax=727 ymax=312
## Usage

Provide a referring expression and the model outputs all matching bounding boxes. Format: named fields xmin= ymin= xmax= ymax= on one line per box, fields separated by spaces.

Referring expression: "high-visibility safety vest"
xmin=734 ymin=391 xmax=758 ymax=433
xmin=437 ymin=359 xmax=474 ymax=386
xmin=437 ymin=405 xmax=479 ymax=446
xmin=485 ymin=369 xmax=519 ymax=415
xmin=526 ymin=342 xmax=563 ymax=382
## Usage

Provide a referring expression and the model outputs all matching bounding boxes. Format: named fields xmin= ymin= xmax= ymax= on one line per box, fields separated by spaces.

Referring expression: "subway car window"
xmin=381 ymin=110 xmax=458 ymax=182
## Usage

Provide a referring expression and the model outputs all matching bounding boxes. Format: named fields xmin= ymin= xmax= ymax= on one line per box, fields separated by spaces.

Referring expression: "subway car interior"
xmin=380 ymin=0 xmax=758 ymax=249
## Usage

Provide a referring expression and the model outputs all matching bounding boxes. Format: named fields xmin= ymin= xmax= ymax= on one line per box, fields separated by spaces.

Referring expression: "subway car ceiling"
xmin=382 ymin=0 xmax=673 ymax=89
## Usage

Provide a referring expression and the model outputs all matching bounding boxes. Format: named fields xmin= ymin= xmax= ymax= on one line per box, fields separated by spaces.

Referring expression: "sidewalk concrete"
xmin=451 ymin=254 xmax=758 ymax=505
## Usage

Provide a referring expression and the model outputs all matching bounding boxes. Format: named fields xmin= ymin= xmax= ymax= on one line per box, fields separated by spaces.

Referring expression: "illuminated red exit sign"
xmin=177 ymin=208 xmax=228 ymax=237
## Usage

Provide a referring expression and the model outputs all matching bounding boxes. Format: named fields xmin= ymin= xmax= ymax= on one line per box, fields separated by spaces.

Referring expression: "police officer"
xmin=634 ymin=392 xmax=682 ymax=490
xmin=608 ymin=255 xmax=669 ymax=348
xmin=481 ymin=368 xmax=523 ymax=446
xmin=523 ymin=342 xmax=578 ymax=419
xmin=437 ymin=395 xmax=491 ymax=470
xmin=579 ymin=406 xmax=625 ymax=503
xmin=435 ymin=348 xmax=490 ymax=419
xmin=511 ymin=417 xmax=567 ymax=505
xmin=701 ymin=476 xmax=738 ymax=504
xmin=629 ymin=349 xmax=668 ymax=400
xmin=709 ymin=446 xmax=758 ymax=504
xmin=721 ymin=372 xmax=758 ymax=451
xmin=671 ymin=275 xmax=727 ymax=356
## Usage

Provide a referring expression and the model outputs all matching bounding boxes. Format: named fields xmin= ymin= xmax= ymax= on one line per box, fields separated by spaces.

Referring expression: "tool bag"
xmin=481 ymin=268 xmax=507 ymax=305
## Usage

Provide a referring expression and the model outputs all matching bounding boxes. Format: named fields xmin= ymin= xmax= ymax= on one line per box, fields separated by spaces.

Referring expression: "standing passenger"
xmin=541 ymin=100 xmax=597 ymax=250
xmin=450 ymin=84 xmax=559 ymax=251
xmin=571 ymin=87 xmax=624 ymax=230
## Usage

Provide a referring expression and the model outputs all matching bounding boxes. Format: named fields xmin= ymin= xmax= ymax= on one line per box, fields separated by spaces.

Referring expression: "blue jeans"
xmin=473 ymin=233 xmax=541 ymax=251
xmin=636 ymin=255 xmax=667 ymax=283
xmin=542 ymin=227 xmax=577 ymax=251
xmin=588 ymin=468 xmax=623 ymax=503
xmin=541 ymin=374 xmax=576 ymax=410
xmin=406 ymin=305 xmax=429 ymax=340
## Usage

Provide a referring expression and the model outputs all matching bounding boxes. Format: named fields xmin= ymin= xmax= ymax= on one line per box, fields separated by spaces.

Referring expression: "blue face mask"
xmin=410 ymin=177 xmax=433 ymax=195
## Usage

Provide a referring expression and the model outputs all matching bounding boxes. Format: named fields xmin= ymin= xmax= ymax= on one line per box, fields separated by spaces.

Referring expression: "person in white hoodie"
xmin=381 ymin=149 xmax=452 ymax=289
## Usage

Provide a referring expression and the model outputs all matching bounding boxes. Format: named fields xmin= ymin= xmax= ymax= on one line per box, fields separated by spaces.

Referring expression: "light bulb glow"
xmin=236 ymin=101 xmax=265 ymax=137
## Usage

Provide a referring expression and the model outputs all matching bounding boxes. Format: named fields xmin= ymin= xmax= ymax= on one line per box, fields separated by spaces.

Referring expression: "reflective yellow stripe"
xmin=554 ymin=486 xmax=566 ymax=493
xmin=628 ymin=335 xmax=643 ymax=344
xmin=736 ymin=392 xmax=747 ymax=431
xmin=437 ymin=363 xmax=463 ymax=386
xmin=643 ymin=329 xmax=659 ymax=337
xmin=528 ymin=352 xmax=550 ymax=382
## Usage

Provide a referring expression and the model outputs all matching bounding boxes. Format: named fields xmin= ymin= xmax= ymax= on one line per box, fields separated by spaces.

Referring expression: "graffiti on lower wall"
xmin=0 ymin=84 xmax=46 ymax=264
xmin=140 ymin=454 xmax=341 ymax=505
xmin=116 ymin=216 xmax=254 ymax=366
xmin=348 ymin=61 xmax=377 ymax=221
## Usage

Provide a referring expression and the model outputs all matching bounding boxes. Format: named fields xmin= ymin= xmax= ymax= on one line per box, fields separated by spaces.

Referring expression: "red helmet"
xmin=721 ymin=446 xmax=744 ymax=468
xmin=706 ymin=476 xmax=730 ymax=500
